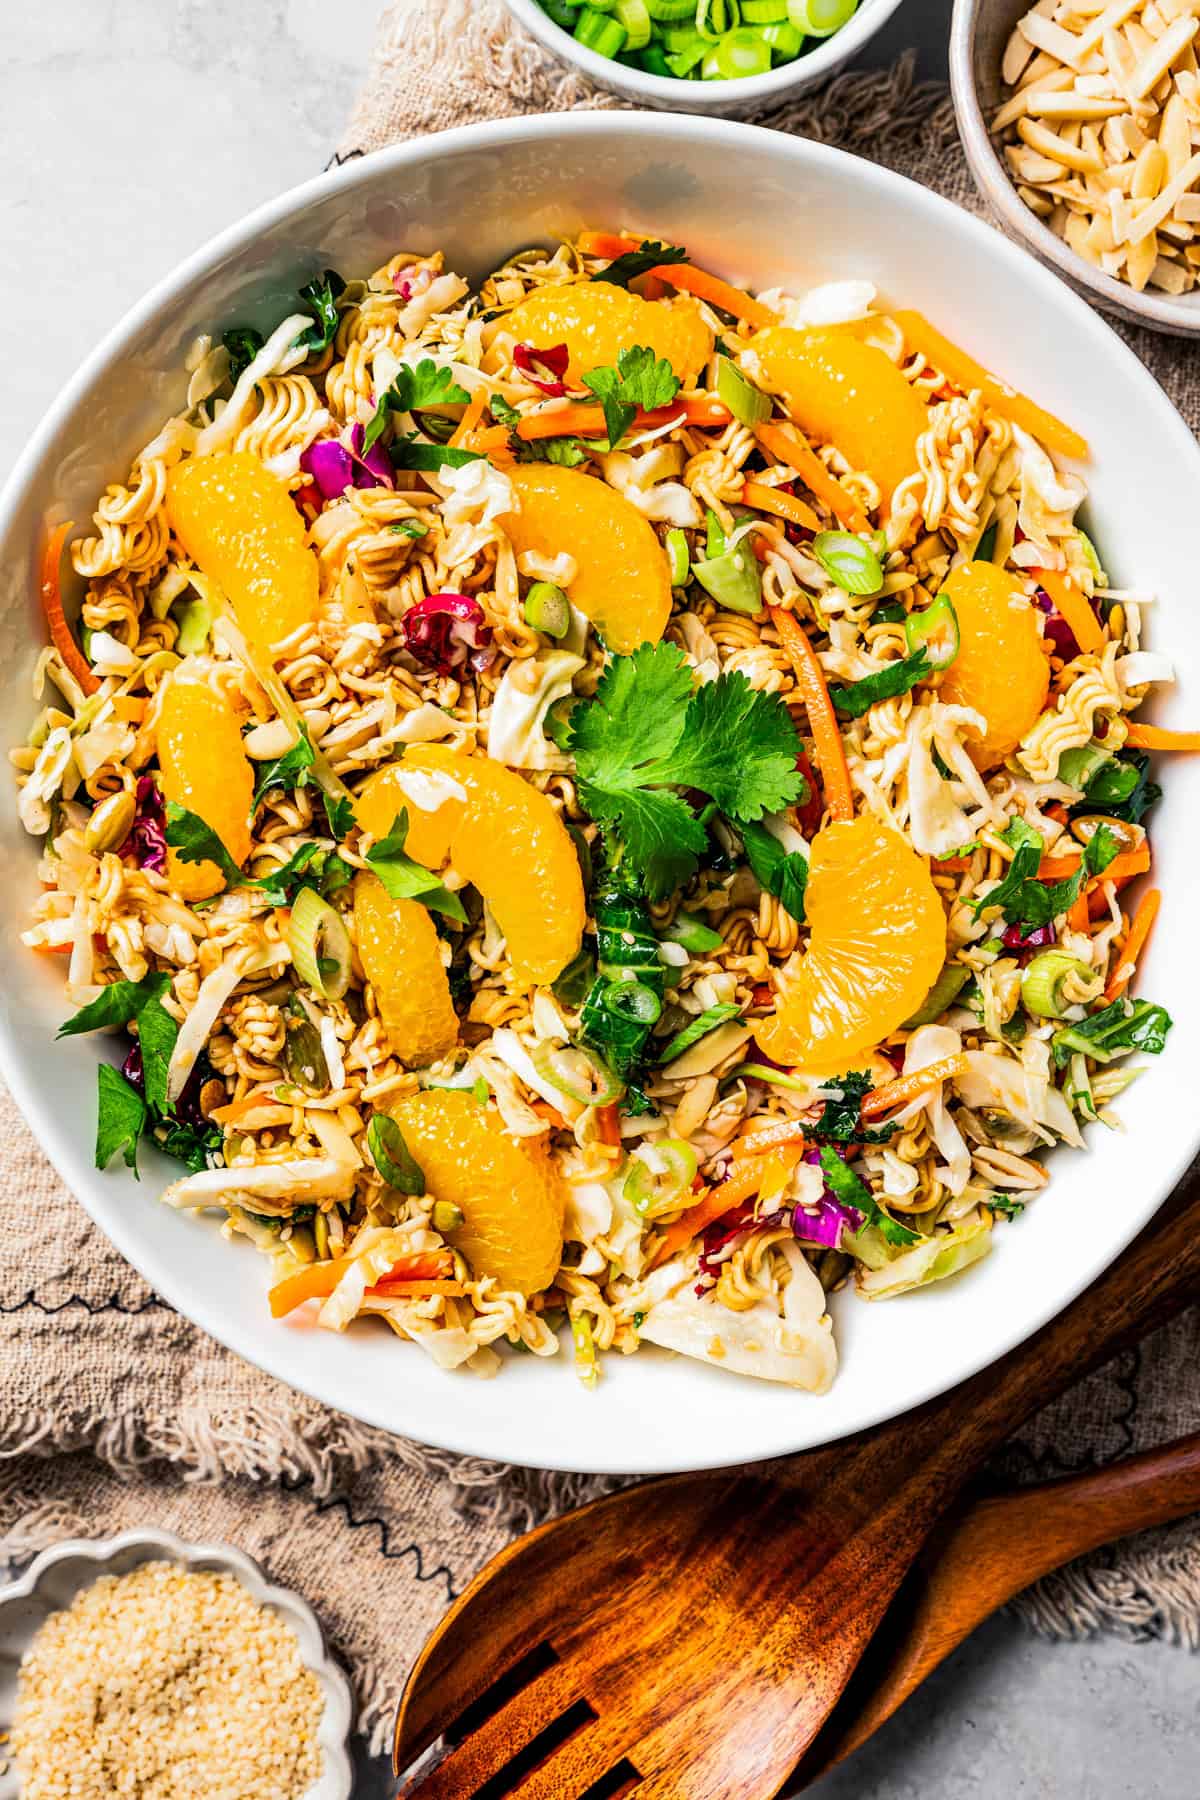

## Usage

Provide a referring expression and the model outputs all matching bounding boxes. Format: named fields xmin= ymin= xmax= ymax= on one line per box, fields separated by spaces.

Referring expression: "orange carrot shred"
xmin=1125 ymin=723 xmax=1200 ymax=751
xmin=596 ymin=1102 xmax=622 ymax=1148
xmin=861 ymin=1056 xmax=970 ymax=1121
xmin=1034 ymin=568 xmax=1105 ymax=656
xmin=741 ymin=480 xmax=821 ymax=533
xmin=735 ymin=1119 xmax=807 ymax=1158
xmin=651 ymin=263 xmax=778 ymax=329
xmin=650 ymin=1156 xmax=768 ymax=1269
xmin=577 ymin=230 xmax=642 ymax=261
xmin=769 ymin=605 xmax=855 ymax=823
xmin=1104 ymin=887 xmax=1160 ymax=1002
xmin=754 ymin=420 xmax=871 ymax=534
xmin=40 ymin=522 xmax=99 ymax=696
xmin=449 ymin=388 xmax=487 ymax=448
xmin=892 ymin=311 xmax=1089 ymax=462
xmin=268 ymin=1251 xmax=452 ymax=1319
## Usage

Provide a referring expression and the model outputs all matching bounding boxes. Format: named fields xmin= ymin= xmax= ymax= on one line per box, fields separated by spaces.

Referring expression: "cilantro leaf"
xmin=573 ymin=643 xmax=693 ymax=784
xmin=972 ymin=819 xmax=1120 ymax=927
xmin=223 ymin=326 xmax=264 ymax=380
xmin=137 ymin=996 xmax=179 ymax=1113
xmin=986 ymin=1194 xmax=1025 ymax=1220
xmin=362 ymin=359 xmax=472 ymax=454
xmin=489 ymin=394 xmax=522 ymax=428
xmin=390 ymin=438 xmax=482 ymax=473
xmin=829 ymin=651 xmax=932 ymax=718
xmin=294 ymin=269 xmax=346 ymax=353
xmin=58 ymin=971 xmax=170 ymax=1039
xmin=582 ymin=784 xmax=707 ymax=901
xmin=322 ymin=790 xmax=358 ymax=840
xmin=365 ymin=810 xmax=468 ymax=923
xmin=656 ymin=1002 xmax=741 ymax=1065
xmin=164 ymin=802 xmax=244 ymax=887
xmin=655 ymin=673 xmax=800 ymax=819
xmin=583 ymin=346 xmax=680 ymax=451
xmin=154 ymin=1114 xmax=222 ymax=1174
xmin=252 ymin=842 xmax=327 ymax=908
xmin=818 ymin=1146 xmax=919 ymax=1247
xmin=252 ymin=726 xmax=316 ymax=809
xmin=389 ymin=518 xmax=429 ymax=539
xmin=96 ymin=1063 xmax=147 ymax=1174
xmin=521 ymin=435 xmax=591 ymax=467
xmin=741 ymin=820 xmax=809 ymax=923
xmin=594 ymin=240 xmax=688 ymax=289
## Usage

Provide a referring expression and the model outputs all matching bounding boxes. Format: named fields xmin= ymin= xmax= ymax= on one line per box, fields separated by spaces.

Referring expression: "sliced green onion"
xmin=1021 ymin=949 xmax=1094 ymax=1019
xmin=692 ymin=543 xmax=763 ymax=615
xmin=636 ymin=42 xmax=675 ymax=73
xmin=904 ymin=594 xmax=959 ymax=671
xmin=601 ymin=978 xmax=662 ymax=1026
xmin=708 ymin=26 xmax=773 ymax=77
xmin=902 ymin=964 xmax=971 ymax=1029
xmin=705 ymin=507 xmax=727 ymax=560
xmin=645 ymin=0 xmax=695 ymax=14
xmin=1056 ymin=743 xmax=1114 ymax=791
xmin=553 ymin=946 xmax=597 ymax=1009
xmin=575 ymin=5 xmax=627 ymax=51
xmin=524 ymin=581 xmax=570 ymax=638
xmin=174 ymin=594 xmax=215 ymax=654
xmin=813 ymin=529 xmax=884 ymax=597
xmin=288 ymin=887 xmax=351 ymax=1000
xmin=366 ymin=1112 xmax=425 ymax=1194
xmin=1076 ymin=527 xmax=1105 ymax=584
xmin=665 ymin=41 xmax=707 ymax=73
xmin=533 ymin=1040 xmax=623 ymax=1106
xmin=656 ymin=1001 xmax=741 ymax=1064
xmin=542 ymin=0 xmax=584 ymax=23
xmin=432 ymin=1199 xmax=465 ymax=1232
xmin=696 ymin=0 xmax=737 ymax=35
xmin=728 ymin=1061 xmax=811 ymax=1092
xmin=662 ymin=912 xmax=724 ymax=954
xmin=615 ymin=0 xmax=652 ymax=44
xmin=1066 ymin=1051 xmax=1098 ymax=1123
xmin=741 ymin=0 xmax=789 ymax=16
xmin=716 ymin=355 xmax=771 ymax=426
xmin=666 ymin=527 xmax=691 ymax=587
xmin=761 ymin=19 xmax=804 ymax=56
xmin=572 ymin=1312 xmax=598 ymax=1387
xmin=622 ymin=1138 xmax=699 ymax=1218
xmin=788 ymin=0 xmax=858 ymax=35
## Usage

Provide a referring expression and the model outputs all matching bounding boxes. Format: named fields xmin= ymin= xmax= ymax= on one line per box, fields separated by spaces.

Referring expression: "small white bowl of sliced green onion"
xmin=504 ymin=0 xmax=906 ymax=111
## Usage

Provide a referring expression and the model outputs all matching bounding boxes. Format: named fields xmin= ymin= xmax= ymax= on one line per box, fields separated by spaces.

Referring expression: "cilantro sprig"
xmin=570 ymin=643 xmax=805 ymax=899
xmin=740 ymin=820 xmax=809 ymax=924
xmin=593 ymin=240 xmax=688 ymax=289
xmin=972 ymin=819 xmax=1120 ymax=928
xmin=583 ymin=346 xmax=680 ymax=451
xmin=164 ymin=803 xmax=350 ymax=907
xmin=295 ymin=269 xmax=346 ymax=354
xmin=829 ymin=651 xmax=932 ymax=718
xmin=362 ymin=359 xmax=471 ymax=455
xmin=364 ymin=810 xmax=467 ymax=923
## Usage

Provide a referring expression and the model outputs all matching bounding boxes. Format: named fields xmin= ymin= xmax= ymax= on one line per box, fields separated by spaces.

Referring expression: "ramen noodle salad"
xmin=15 ymin=231 xmax=1180 ymax=1392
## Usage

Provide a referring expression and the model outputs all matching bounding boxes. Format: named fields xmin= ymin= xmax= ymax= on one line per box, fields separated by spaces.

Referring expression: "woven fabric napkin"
xmin=3 ymin=0 xmax=1200 ymax=1756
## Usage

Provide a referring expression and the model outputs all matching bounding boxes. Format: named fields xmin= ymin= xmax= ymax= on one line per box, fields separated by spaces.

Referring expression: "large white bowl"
xmin=503 ymin=0 xmax=907 ymax=113
xmin=1 ymin=113 xmax=1195 ymax=1477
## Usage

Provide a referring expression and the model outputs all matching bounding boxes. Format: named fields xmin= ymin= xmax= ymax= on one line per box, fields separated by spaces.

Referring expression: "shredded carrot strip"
xmin=577 ymin=230 xmax=641 ymax=260
xmin=1034 ymin=568 xmax=1105 ymax=656
xmin=449 ymin=388 xmax=487 ymax=448
xmin=1125 ymin=723 xmax=1200 ymax=751
xmin=861 ymin=1056 xmax=970 ymax=1120
xmin=650 ymin=1156 xmax=767 ymax=1269
xmin=471 ymin=424 xmax=512 ymax=455
xmin=596 ymin=1102 xmax=622 ymax=1148
xmin=1066 ymin=891 xmax=1091 ymax=935
xmin=268 ymin=1252 xmax=452 ymax=1319
xmin=515 ymin=396 xmax=730 ymax=442
xmin=769 ymin=605 xmax=854 ymax=822
xmin=735 ymin=1119 xmax=808 ymax=1158
xmin=754 ymin=420 xmax=871 ymax=534
xmin=891 ymin=311 xmax=1089 ymax=462
xmin=371 ymin=1279 xmax=468 ymax=1300
xmin=741 ymin=480 xmax=821 ymax=533
xmin=40 ymin=522 xmax=99 ymax=696
xmin=1104 ymin=887 xmax=1160 ymax=1002
xmin=210 ymin=1096 xmax=292 ymax=1127
xmin=652 ymin=263 xmax=778 ymax=329
xmin=1037 ymin=845 xmax=1151 ymax=884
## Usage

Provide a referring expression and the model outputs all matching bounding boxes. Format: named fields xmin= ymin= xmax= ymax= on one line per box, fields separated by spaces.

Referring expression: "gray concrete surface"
xmin=2 ymin=3 xmax=1196 ymax=1795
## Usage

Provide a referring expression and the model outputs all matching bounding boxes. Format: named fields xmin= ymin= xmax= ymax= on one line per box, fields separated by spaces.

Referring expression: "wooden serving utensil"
xmin=794 ymin=1427 xmax=1200 ymax=1787
xmin=394 ymin=1181 xmax=1200 ymax=1800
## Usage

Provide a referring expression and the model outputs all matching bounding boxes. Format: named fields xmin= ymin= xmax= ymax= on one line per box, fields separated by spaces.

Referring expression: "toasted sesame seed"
xmin=12 ymin=1561 xmax=324 ymax=1800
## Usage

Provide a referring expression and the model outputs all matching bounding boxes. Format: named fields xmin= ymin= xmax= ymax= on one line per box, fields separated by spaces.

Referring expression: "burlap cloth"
xmin=3 ymin=0 xmax=1199 ymax=1758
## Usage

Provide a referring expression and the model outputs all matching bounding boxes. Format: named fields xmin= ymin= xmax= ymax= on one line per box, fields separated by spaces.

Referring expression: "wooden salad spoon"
xmin=393 ymin=1178 xmax=1200 ymax=1800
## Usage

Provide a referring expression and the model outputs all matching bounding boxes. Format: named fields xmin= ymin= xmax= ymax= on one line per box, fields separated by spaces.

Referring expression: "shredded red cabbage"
xmin=1035 ymin=587 xmax=1081 ymax=662
xmin=695 ymin=1200 xmax=785 ymax=1294
xmin=122 ymin=1040 xmax=208 ymax=1125
xmin=129 ymin=775 xmax=166 ymax=873
xmin=792 ymin=1196 xmax=864 ymax=1250
xmin=399 ymin=592 xmax=493 ymax=677
xmin=348 ymin=422 xmax=394 ymax=490
xmin=513 ymin=341 xmax=570 ymax=397
xmin=1002 ymin=921 xmax=1056 ymax=950
xmin=300 ymin=425 xmax=394 ymax=501
xmin=393 ymin=275 xmax=413 ymax=300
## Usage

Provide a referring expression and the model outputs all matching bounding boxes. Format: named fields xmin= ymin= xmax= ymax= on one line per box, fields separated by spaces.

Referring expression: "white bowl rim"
xmin=0 ymin=1526 xmax=355 ymax=1799
xmin=503 ymin=0 xmax=908 ymax=106
xmin=1 ymin=109 xmax=1196 ymax=1475
xmin=949 ymin=0 xmax=1200 ymax=334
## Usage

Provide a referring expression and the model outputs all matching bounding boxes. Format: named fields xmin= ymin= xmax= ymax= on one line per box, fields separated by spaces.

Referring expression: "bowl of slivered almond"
xmin=951 ymin=0 xmax=1200 ymax=335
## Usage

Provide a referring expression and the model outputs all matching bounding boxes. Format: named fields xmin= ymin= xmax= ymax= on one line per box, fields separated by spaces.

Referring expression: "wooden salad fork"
xmin=393 ymin=1180 xmax=1200 ymax=1800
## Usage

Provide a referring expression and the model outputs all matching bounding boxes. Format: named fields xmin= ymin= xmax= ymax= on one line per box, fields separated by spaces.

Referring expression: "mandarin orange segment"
xmin=156 ymin=675 xmax=254 ymax=901
xmin=166 ymin=451 xmax=319 ymax=657
xmin=757 ymin=816 xmax=945 ymax=1070
xmin=749 ymin=326 xmax=928 ymax=504
xmin=353 ymin=873 xmax=459 ymax=1068
xmin=938 ymin=561 xmax=1051 ymax=771
xmin=389 ymin=1089 xmax=565 ymax=1296
xmin=498 ymin=282 xmax=712 ymax=386
xmin=356 ymin=747 xmax=586 ymax=987
xmin=501 ymin=463 xmax=671 ymax=655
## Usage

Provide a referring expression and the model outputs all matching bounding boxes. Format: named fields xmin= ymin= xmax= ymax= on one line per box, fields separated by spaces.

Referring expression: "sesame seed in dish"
xmin=993 ymin=0 xmax=1200 ymax=296
xmin=11 ymin=1560 xmax=324 ymax=1800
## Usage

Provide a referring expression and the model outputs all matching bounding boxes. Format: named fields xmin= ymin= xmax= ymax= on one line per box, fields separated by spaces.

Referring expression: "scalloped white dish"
xmin=0 ymin=1528 xmax=353 ymax=1799
xmin=0 ymin=114 xmax=1196 ymax=1476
